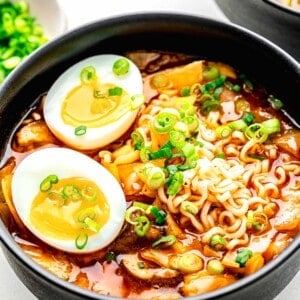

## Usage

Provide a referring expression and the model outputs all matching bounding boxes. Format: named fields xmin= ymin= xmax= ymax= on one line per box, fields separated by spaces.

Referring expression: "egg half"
xmin=11 ymin=147 xmax=126 ymax=253
xmin=43 ymin=54 xmax=144 ymax=150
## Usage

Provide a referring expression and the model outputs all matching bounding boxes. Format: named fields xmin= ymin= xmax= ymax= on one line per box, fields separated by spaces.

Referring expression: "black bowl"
xmin=0 ymin=13 xmax=299 ymax=300
xmin=215 ymin=0 xmax=300 ymax=62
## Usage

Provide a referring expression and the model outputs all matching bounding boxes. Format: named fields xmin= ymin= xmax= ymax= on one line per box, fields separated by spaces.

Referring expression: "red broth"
xmin=0 ymin=52 xmax=299 ymax=299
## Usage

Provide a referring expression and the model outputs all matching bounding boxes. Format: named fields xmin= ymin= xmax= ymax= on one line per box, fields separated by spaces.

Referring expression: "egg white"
xmin=43 ymin=54 xmax=143 ymax=150
xmin=11 ymin=147 xmax=126 ymax=254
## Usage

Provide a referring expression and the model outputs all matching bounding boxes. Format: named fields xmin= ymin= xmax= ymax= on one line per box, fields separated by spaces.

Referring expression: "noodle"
xmin=0 ymin=52 xmax=299 ymax=299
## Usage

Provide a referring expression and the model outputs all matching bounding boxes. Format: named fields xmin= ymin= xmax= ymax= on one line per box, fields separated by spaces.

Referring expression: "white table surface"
xmin=0 ymin=0 xmax=299 ymax=299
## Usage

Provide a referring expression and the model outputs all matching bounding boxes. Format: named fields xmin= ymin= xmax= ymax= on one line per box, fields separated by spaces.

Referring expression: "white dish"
xmin=14 ymin=0 xmax=68 ymax=39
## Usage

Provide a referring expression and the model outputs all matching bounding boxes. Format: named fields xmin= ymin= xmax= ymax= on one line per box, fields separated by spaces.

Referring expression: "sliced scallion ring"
xmin=75 ymin=125 xmax=87 ymax=136
xmin=39 ymin=174 xmax=59 ymax=192
xmin=75 ymin=233 xmax=88 ymax=250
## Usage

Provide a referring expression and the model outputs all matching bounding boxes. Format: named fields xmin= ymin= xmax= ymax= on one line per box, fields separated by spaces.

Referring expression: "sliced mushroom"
xmin=274 ymin=130 xmax=300 ymax=159
xmin=141 ymin=248 xmax=203 ymax=274
xmin=14 ymin=120 xmax=57 ymax=151
xmin=122 ymin=254 xmax=179 ymax=280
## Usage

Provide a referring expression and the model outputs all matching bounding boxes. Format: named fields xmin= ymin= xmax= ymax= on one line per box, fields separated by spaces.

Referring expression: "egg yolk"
xmin=61 ymin=81 xmax=131 ymax=128
xmin=30 ymin=177 xmax=110 ymax=241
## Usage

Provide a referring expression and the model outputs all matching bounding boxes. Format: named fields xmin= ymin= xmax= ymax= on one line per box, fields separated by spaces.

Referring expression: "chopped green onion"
xmin=77 ymin=207 xmax=97 ymax=223
xmin=245 ymin=123 xmax=268 ymax=143
xmin=0 ymin=0 xmax=48 ymax=83
xmin=200 ymin=98 xmax=221 ymax=116
xmin=39 ymin=174 xmax=59 ymax=192
xmin=131 ymin=94 xmax=145 ymax=110
xmin=83 ymin=216 xmax=100 ymax=233
xmin=134 ymin=215 xmax=150 ymax=237
xmin=169 ymin=130 xmax=186 ymax=149
xmin=181 ymin=201 xmax=199 ymax=214
xmin=246 ymin=210 xmax=269 ymax=232
xmin=181 ymin=142 xmax=196 ymax=158
xmin=153 ymin=111 xmax=179 ymax=133
xmin=75 ymin=233 xmax=88 ymax=250
xmin=214 ymin=153 xmax=226 ymax=159
xmin=150 ymin=206 xmax=167 ymax=225
xmin=181 ymin=86 xmax=191 ymax=96
xmin=133 ymin=201 xmax=150 ymax=211
xmin=182 ymin=115 xmax=199 ymax=133
xmin=152 ymin=234 xmax=177 ymax=249
xmin=215 ymin=125 xmax=232 ymax=138
xmin=62 ymin=184 xmax=81 ymax=201
xmin=213 ymin=86 xmax=223 ymax=99
xmin=148 ymin=141 xmax=173 ymax=160
xmin=232 ymin=84 xmax=241 ymax=92
xmin=261 ymin=118 xmax=280 ymax=135
xmin=228 ymin=119 xmax=248 ymax=131
xmin=209 ymin=234 xmax=226 ymax=250
xmin=108 ymin=86 xmax=123 ymax=96
xmin=131 ymin=130 xmax=145 ymax=150
xmin=201 ymin=74 xmax=226 ymax=94
xmin=80 ymin=66 xmax=97 ymax=83
xmin=138 ymin=261 xmax=145 ymax=269
xmin=203 ymin=66 xmax=220 ymax=81
xmin=144 ymin=166 xmax=166 ymax=189
xmin=167 ymin=171 xmax=184 ymax=196
xmin=81 ymin=186 xmax=97 ymax=202
xmin=235 ymin=249 xmax=253 ymax=267
xmin=140 ymin=146 xmax=151 ymax=162
xmin=268 ymin=95 xmax=283 ymax=110
xmin=113 ymin=57 xmax=130 ymax=76
xmin=106 ymin=251 xmax=115 ymax=261
xmin=207 ymin=259 xmax=224 ymax=275
xmin=125 ymin=206 xmax=143 ymax=225
xmin=244 ymin=79 xmax=253 ymax=90
xmin=75 ymin=125 xmax=87 ymax=136
xmin=2 ymin=56 xmax=21 ymax=69
xmin=242 ymin=112 xmax=255 ymax=125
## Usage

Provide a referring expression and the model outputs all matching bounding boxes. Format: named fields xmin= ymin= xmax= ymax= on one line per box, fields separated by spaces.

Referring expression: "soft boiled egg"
xmin=11 ymin=147 xmax=126 ymax=253
xmin=43 ymin=54 xmax=144 ymax=150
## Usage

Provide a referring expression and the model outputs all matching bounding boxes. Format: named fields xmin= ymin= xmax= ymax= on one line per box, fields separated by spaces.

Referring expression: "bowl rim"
xmin=0 ymin=11 xmax=300 ymax=300
xmin=264 ymin=0 xmax=300 ymax=17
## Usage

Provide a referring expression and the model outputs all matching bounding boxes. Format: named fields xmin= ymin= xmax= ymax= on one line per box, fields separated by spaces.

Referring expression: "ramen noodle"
xmin=0 ymin=51 xmax=299 ymax=299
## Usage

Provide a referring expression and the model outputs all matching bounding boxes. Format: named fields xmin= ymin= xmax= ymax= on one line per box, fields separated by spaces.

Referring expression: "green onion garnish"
xmin=80 ymin=66 xmax=97 ymax=83
xmin=235 ymin=249 xmax=253 ymax=267
xmin=75 ymin=125 xmax=87 ymax=136
xmin=113 ymin=57 xmax=130 ymax=76
xmin=108 ymin=86 xmax=123 ymax=96
xmin=167 ymin=171 xmax=184 ymax=196
xmin=181 ymin=86 xmax=191 ymax=96
xmin=245 ymin=123 xmax=269 ymax=143
xmin=215 ymin=125 xmax=232 ymax=138
xmin=153 ymin=111 xmax=179 ymax=133
xmin=81 ymin=186 xmax=97 ymax=202
xmin=106 ymin=251 xmax=115 ymax=261
xmin=75 ymin=233 xmax=88 ymax=250
xmin=39 ymin=174 xmax=59 ymax=192
xmin=203 ymin=66 xmax=220 ymax=81
xmin=268 ymin=95 xmax=283 ymax=110
xmin=131 ymin=130 xmax=145 ymax=150
xmin=134 ymin=215 xmax=150 ymax=237
xmin=131 ymin=94 xmax=145 ymax=110
xmin=209 ymin=234 xmax=226 ymax=250
xmin=62 ymin=184 xmax=81 ymax=201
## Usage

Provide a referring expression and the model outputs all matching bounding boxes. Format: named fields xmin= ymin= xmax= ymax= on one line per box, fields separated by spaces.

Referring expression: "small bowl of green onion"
xmin=0 ymin=0 xmax=67 ymax=83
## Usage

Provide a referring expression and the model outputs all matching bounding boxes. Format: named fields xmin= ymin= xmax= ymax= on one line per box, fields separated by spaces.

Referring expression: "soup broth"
xmin=0 ymin=51 xmax=299 ymax=299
